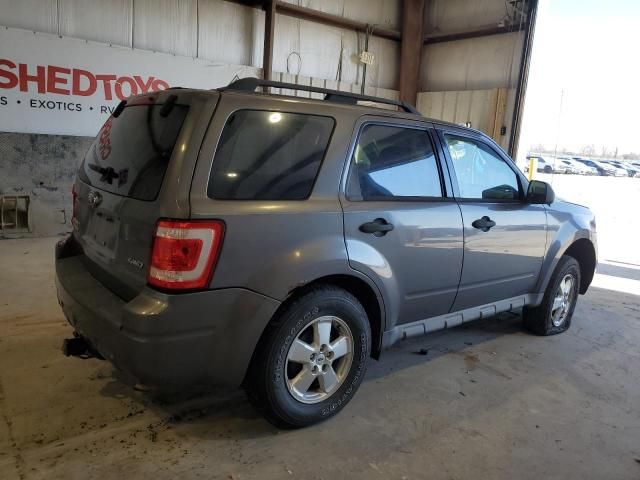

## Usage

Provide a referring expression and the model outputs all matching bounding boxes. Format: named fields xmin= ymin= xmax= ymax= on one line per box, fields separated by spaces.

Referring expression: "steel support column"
xmin=508 ymin=0 xmax=539 ymax=158
xmin=399 ymin=0 xmax=425 ymax=107
xmin=262 ymin=0 xmax=276 ymax=80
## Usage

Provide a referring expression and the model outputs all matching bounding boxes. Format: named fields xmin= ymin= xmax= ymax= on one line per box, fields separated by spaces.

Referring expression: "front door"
xmin=438 ymin=130 xmax=547 ymax=311
xmin=341 ymin=119 xmax=464 ymax=328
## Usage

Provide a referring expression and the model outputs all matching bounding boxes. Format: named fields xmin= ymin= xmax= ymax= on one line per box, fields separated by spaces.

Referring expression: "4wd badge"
xmin=127 ymin=257 xmax=144 ymax=269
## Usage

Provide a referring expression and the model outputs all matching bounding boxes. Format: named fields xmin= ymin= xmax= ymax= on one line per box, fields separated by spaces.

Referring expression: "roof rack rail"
xmin=222 ymin=77 xmax=420 ymax=115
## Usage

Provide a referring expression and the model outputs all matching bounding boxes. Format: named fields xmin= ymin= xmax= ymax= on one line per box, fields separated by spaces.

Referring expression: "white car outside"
xmin=600 ymin=162 xmax=628 ymax=177
xmin=559 ymin=158 xmax=596 ymax=175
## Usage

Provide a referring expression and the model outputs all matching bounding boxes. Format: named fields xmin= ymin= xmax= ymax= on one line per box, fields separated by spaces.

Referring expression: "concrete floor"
xmin=0 ymin=237 xmax=639 ymax=480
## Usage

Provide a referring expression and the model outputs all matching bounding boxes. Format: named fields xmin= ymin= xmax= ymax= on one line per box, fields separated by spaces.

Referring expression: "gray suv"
xmin=56 ymin=79 xmax=597 ymax=428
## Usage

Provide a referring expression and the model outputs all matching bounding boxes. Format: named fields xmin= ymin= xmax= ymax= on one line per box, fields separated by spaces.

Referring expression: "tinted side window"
xmin=208 ymin=110 xmax=334 ymax=200
xmin=445 ymin=135 xmax=520 ymax=200
xmin=347 ymin=125 xmax=442 ymax=200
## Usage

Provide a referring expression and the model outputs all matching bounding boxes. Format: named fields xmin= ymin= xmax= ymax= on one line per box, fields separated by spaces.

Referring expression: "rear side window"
xmin=208 ymin=110 xmax=334 ymax=200
xmin=78 ymin=103 xmax=188 ymax=201
xmin=346 ymin=124 xmax=443 ymax=200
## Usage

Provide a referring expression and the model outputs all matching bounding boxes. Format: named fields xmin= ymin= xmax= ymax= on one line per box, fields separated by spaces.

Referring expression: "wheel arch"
xmin=250 ymin=273 xmax=386 ymax=368
xmin=290 ymin=274 xmax=385 ymax=360
xmin=564 ymin=238 xmax=596 ymax=294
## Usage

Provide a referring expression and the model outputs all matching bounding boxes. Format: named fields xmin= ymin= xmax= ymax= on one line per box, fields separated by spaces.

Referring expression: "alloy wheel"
xmin=551 ymin=274 xmax=575 ymax=327
xmin=285 ymin=315 xmax=354 ymax=404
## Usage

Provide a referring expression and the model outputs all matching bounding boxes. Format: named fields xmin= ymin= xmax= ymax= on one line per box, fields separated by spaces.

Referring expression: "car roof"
xmin=129 ymin=85 xmax=496 ymax=146
xmin=219 ymin=89 xmax=478 ymax=129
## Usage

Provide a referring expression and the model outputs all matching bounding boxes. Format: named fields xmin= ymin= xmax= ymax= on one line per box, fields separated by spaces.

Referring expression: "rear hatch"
xmin=72 ymin=90 xmax=217 ymax=300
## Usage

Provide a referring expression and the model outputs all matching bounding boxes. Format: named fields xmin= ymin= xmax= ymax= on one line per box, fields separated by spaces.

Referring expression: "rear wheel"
xmin=524 ymin=255 xmax=580 ymax=335
xmin=245 ymin=286 xmax=370 ymax=428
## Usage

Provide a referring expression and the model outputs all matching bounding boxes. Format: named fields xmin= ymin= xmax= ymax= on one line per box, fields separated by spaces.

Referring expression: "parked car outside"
xmin=549 ymin=157 xmax=574 ymax=174
xmin=555 ymin=158 xmax=581 ymax=174
xmin=556 ymin=158 xmax=578 ymax=174
xmin=558 ymin=157 xmax=596 ymax=175
xmin=573 ymin=157 xmax=616 ymax=176
xmin=599 ymin=160 xmax=630 ymax=177
xmin=606 ymin=160 xmax=640 ymax=177
xmin=55 ymin=79 xmax=598 ymax=427
xmin=525 ymin=155 xmax=553 ymax=173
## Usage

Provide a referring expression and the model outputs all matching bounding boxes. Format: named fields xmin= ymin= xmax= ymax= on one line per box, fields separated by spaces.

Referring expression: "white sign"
xmin=358 ymin=51 xmax=375 ymax=66
xmin=0 ymin=27 xmax=261 ymax=137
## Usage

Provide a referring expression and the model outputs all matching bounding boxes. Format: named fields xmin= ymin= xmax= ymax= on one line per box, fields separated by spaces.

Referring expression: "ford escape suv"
xmin=56 ymin=78 xmax=597 ymax=428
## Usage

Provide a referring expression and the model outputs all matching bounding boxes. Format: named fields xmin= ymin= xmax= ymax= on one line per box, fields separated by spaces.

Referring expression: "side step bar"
xmin=381 ymin=293 xmax=543 ymax=349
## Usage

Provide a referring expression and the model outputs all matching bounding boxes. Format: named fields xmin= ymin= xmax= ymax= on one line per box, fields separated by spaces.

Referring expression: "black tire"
xmin=245 ymin=286 xmax=371 ymax=428
xmin=544 ymin=165 xmax=553 ymax=173
xmin=523 ymin=255 xmax=581 ymax=335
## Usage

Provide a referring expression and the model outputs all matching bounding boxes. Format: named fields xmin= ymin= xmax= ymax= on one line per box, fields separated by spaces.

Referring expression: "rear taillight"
xmin=148 ymin=220 xmax=225 ymax=291
xmin=71 ymin=183 xmax=79 ymax=230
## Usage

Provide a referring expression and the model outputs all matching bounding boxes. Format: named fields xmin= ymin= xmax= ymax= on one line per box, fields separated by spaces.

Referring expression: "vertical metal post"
xmin=508 ymin=0 xmax=539 ymax=159
xmin=263 ymin=0 xmax=276 ymax=81
xmin=398 ymin=0 xmax=426 ymax=107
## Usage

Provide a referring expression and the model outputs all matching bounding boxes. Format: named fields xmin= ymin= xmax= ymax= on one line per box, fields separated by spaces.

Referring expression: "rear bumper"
xmin=55 ymin=235 xmax=280 ymax=390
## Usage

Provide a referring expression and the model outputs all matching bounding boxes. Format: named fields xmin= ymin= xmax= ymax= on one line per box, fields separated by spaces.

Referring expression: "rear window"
xmin=208 ymin=110 xmax=334 ymax=200
xmin=78 ymin=103 xmax=188 ymax=201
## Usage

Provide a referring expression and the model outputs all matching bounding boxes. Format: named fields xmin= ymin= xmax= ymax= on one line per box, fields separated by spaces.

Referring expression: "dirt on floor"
xmin=0 ymin=237 xmax=639 ymax=480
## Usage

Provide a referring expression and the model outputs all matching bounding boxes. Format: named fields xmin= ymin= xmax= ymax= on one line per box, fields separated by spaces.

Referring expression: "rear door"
xmin=73 ymin=91 xmax=217 ymax=301
xmin=341 ymin=117 xmax=464 ymax=328
xmin=436 ymin=128 xmax=547 ymax=311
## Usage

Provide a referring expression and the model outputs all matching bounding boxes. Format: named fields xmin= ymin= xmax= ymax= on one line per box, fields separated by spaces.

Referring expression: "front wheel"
xmin=523 ymin=255 xmax=581 ymax=335
xmin=245 ymin=286 xmax=370 ymax=428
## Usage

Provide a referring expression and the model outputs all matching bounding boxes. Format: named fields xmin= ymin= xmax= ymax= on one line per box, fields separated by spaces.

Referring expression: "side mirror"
xmin=527 ymin=180 xmax=555 ymax=205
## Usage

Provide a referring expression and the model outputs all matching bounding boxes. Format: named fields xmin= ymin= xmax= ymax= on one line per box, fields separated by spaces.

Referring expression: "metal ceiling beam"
xmin=274 ymin=1 xmax=401 ymax=42
xmin=424 ymin=23 xmax=526 ymax=45
xmin=226 ymin=1 xmax=526 ymax=45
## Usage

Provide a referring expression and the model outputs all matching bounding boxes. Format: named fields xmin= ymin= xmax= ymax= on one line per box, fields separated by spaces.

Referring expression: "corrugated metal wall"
xmin=133 ymin=0 xmax=198 ymax=56
xmin=422 ymin=0 xmax=525 ymax=91
xmin=0 ymin=0 xmax=524 ymax=93
xmin=271 ymin=0 xmax=400 ymax=89
xmin=421 ymin=33 xmax=523 ymax=91
xmin=418 ymin=0 xmax=525 ymax=149
xmin=0 ymin=0 xmax=58 ymax=34
xmin=425 ymin=0 xmax=509 ymax=32
xmin=0 ymin=0 xmax=401 ymax=89
xmin=59 ymin=0 xmax=133 ymax=46
xmin=417 ymin=88 xmax=516 ymax=150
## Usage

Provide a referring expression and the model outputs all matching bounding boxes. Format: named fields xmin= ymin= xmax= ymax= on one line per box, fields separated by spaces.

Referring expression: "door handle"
xmin=359 ymin=218 xmax=394 ymax=236
xmin=471 ymin=216 xmax=496 ymax=232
